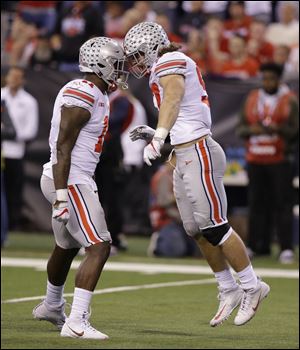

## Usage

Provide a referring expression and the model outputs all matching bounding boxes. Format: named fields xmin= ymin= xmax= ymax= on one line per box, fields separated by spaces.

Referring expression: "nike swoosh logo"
xmin=67 ymin=324 xmax=84 ymax=337
xmin=252 ymin=291 xmax=262 ymax=312
xmin=185 ymin=160 xmax=193 ymax=165
xmin=57 ymin=208 xmax=69 ymax=218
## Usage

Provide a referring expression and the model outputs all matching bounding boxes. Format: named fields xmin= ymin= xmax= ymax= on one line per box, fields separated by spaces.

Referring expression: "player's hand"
xmin=143 ymin=137 xmax=164 ymax=166
xmin=52 ymin=200 xmax=69 ymax=224
xmin=129 ymin=125 xmax=155 ymax=143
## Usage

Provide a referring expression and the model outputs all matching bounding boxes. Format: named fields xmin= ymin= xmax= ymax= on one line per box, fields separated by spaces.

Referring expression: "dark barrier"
xmin=1 ymin=67 xmax=298 ymax=231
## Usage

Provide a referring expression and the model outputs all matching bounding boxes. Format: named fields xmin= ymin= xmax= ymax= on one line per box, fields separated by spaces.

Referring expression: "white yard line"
xmin=2 ymin=278 xmax=216 ymax=304
xmin=1 ymin=257 xmax=299 ymax=278
xmin=2 ymin=257 xmax=298 ymax=304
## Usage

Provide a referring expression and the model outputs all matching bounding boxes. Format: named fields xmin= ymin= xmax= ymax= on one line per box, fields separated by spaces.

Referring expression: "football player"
xmin=33 ymin=37 xmax=128 ymax=339
xmin=125 ymin=22 xmax=270 ymax=327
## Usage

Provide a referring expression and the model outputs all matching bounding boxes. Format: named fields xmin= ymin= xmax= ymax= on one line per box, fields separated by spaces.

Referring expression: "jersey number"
xmin=82 ymin=80 xmax=94 ymax=88
xmin=94 ymin=116 xmax=109 ymax=153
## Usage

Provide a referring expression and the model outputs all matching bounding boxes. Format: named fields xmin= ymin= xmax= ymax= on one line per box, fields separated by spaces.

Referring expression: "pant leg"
xmin=175 ymin=137 xmax=229 ymax=233
xmin=41 ymin=175 xmax=111 ymax=249
xmin=3 ymin=158 xmax=24 ymax=230
xmin=173 ymin=166 xmax=200 ymax=237
xmin=95 ymin=163 xmax=123 ymax=247
xmin=268 ymin=162 xmax=294 ymax=251
xmin=40 ymin=175 xmax=80 ymax=249
xmin=247 ymin=163 xmax=272 ymax=254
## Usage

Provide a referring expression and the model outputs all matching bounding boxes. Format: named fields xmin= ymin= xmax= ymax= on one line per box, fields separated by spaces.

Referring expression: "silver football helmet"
xmin=124 ymin=22 xmax=170 ymax=79
xmin=79 ymin=37 xmax=129 ymax=90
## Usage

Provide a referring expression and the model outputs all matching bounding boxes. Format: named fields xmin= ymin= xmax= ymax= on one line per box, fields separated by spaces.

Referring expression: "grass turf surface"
xmin=1 ymin=232 xmax=299 ymax=349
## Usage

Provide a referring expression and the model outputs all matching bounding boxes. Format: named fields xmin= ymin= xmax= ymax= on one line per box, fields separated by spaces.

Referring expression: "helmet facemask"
xmin=89 ymin=57 xmax=129 ymax=90
xmin=79 ymin=37 xmax=129 ymax=91
xmin=124 ymin=22 xmax=170 ymax=79
xmin=126 ymin=43 xmax=159 ymax=79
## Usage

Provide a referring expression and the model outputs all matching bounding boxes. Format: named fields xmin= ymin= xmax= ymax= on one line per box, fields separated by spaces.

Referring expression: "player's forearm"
xmin=53 ymin=149 xmax=71 ymax=191
xmin=155 ymin=97 xmax=180 ymax=140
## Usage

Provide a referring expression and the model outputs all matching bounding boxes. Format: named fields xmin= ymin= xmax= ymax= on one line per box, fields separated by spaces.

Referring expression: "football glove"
xmin=129 ymin=125 xmax=155 ymax=143
xmin=143 ymin=137 xmax=164 ymax=166
xmin=52 ymin=200 xmax=69 ymax=224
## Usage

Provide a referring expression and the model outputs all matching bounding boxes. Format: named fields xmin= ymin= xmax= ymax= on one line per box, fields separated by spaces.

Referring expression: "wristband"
xmin=154 ymin=127 xmax=169 ymax=141
xmin=56 ymin=189 xmax=68 ymax=202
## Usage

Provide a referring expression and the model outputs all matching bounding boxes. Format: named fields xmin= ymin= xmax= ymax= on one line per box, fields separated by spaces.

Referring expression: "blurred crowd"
xmin=1 ymin=1 xmax=299 ymax=79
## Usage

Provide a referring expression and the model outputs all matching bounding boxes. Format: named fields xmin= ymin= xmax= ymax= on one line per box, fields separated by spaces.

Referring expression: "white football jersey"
xmin=43 ymin=79 xmax=110 ymax=188
xmin=149 ymin=51 xmax=212 ymax=145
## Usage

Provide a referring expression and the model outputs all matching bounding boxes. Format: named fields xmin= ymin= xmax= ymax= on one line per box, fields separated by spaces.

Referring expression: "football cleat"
xmin=234 ymin=279 xmax=270 ymax=326
xmin=61 ymin=312 xmax=109 ymax=340
xmin=279 ymin=249 xmax=294 ymax=264
xmin=32 ymin=299 xmax=67 ymax=330
xmin=210 ymin=285 xmax=243 ymax=327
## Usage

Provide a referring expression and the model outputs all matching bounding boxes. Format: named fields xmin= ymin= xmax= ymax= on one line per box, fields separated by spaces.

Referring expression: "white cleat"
xmin=61 ymin=312 xmax=109 ymax=340
xmin=32 ymin=300 xmax=66 ymax=330
xmin=210 ymin=286 xmax=243 ymax=327
xmin=234 ymin=279 xmax=270 ymax=326
xmin=279 ymin=249 xmax=294 ymax=264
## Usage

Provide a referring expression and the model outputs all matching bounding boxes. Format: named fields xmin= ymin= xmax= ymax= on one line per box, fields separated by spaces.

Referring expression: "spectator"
xmin=247 ymin=20 xmax=274 ymax=64
xmin=9 ymin=15 xmax=39 ymax=66
xmin=273 ymin=44 xmax=297 ymax=80
xmin=1 ymin=100 xmax=16 ymax=247
xmin=237 ymin=63 xmax=299 ymax=263
xmin=205 ymin=16 xmax=229 ymax=63
xmin=202 ymin=1 xmax=228 ymax=20
xmin=155 ymin=13 xmax=183 ymax=44
xmin=184 ymin=29 xmax=207 ymax=74
xmin=245 ymin=1 xmax=272 ymax=23
xmin=118 ymin=89 xmax=151 ymax=236
xmin=104 ymin=1 xmax=126 ymax=37
xmin=95 ymin=88 xmax=149 ymax=252
xmin=178 ymin=1 xmax=206 ymax=40
xmin=17 ymin=1 xmax=57 ymax=36
xmin=215 ymin=35 xmax=259 ymax=79
xmin=51 ymin=1 xmax=104 ymax=70
xmin=265 ymin=2 xmax=299 ymax=47
xmin=1 ymin=66 xmax=39 ymax=231
xmin=29 ymin=35 xmax=54 ymax=69
xmin=95 ymin=95 xmax=125 ymax=254
xmin=224 ymin=1 xmax=253 ymax=40
xmin=109 ymin=8 xmax=143 ymax=40
xmin=148 ymin=148 xmax=199 ymax=257
xmin=133 ymin=1 xmax=157 ymax=22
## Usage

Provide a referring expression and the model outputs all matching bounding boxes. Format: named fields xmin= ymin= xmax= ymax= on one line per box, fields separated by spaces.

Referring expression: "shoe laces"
xmin=82 ymin=309 xmax=98 ymax=333
xmin=239 ymin=292 xmax=252 ymax=312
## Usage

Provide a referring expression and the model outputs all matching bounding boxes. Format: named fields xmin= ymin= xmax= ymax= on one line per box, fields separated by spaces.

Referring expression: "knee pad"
xmin=183 ymin=221 xmax=200 ymax=237
xmin=202 ymin=223 xmax=231 ymax=246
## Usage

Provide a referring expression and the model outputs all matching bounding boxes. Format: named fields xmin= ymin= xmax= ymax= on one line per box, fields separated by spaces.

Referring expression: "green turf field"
xmin=1 ymin=233 xmax=299 ymax=349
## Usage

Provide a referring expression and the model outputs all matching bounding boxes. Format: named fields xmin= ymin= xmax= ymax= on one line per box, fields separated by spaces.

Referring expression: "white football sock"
xmin=45 ymin=280 xmax=64 ymax=309
xmin=69 ymin=287 xmax=93 ymax=320
xmin=237 ymin=264 xmax=258 ymax=290
xmin=214 ymin=268 xmax=238 ymax=291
